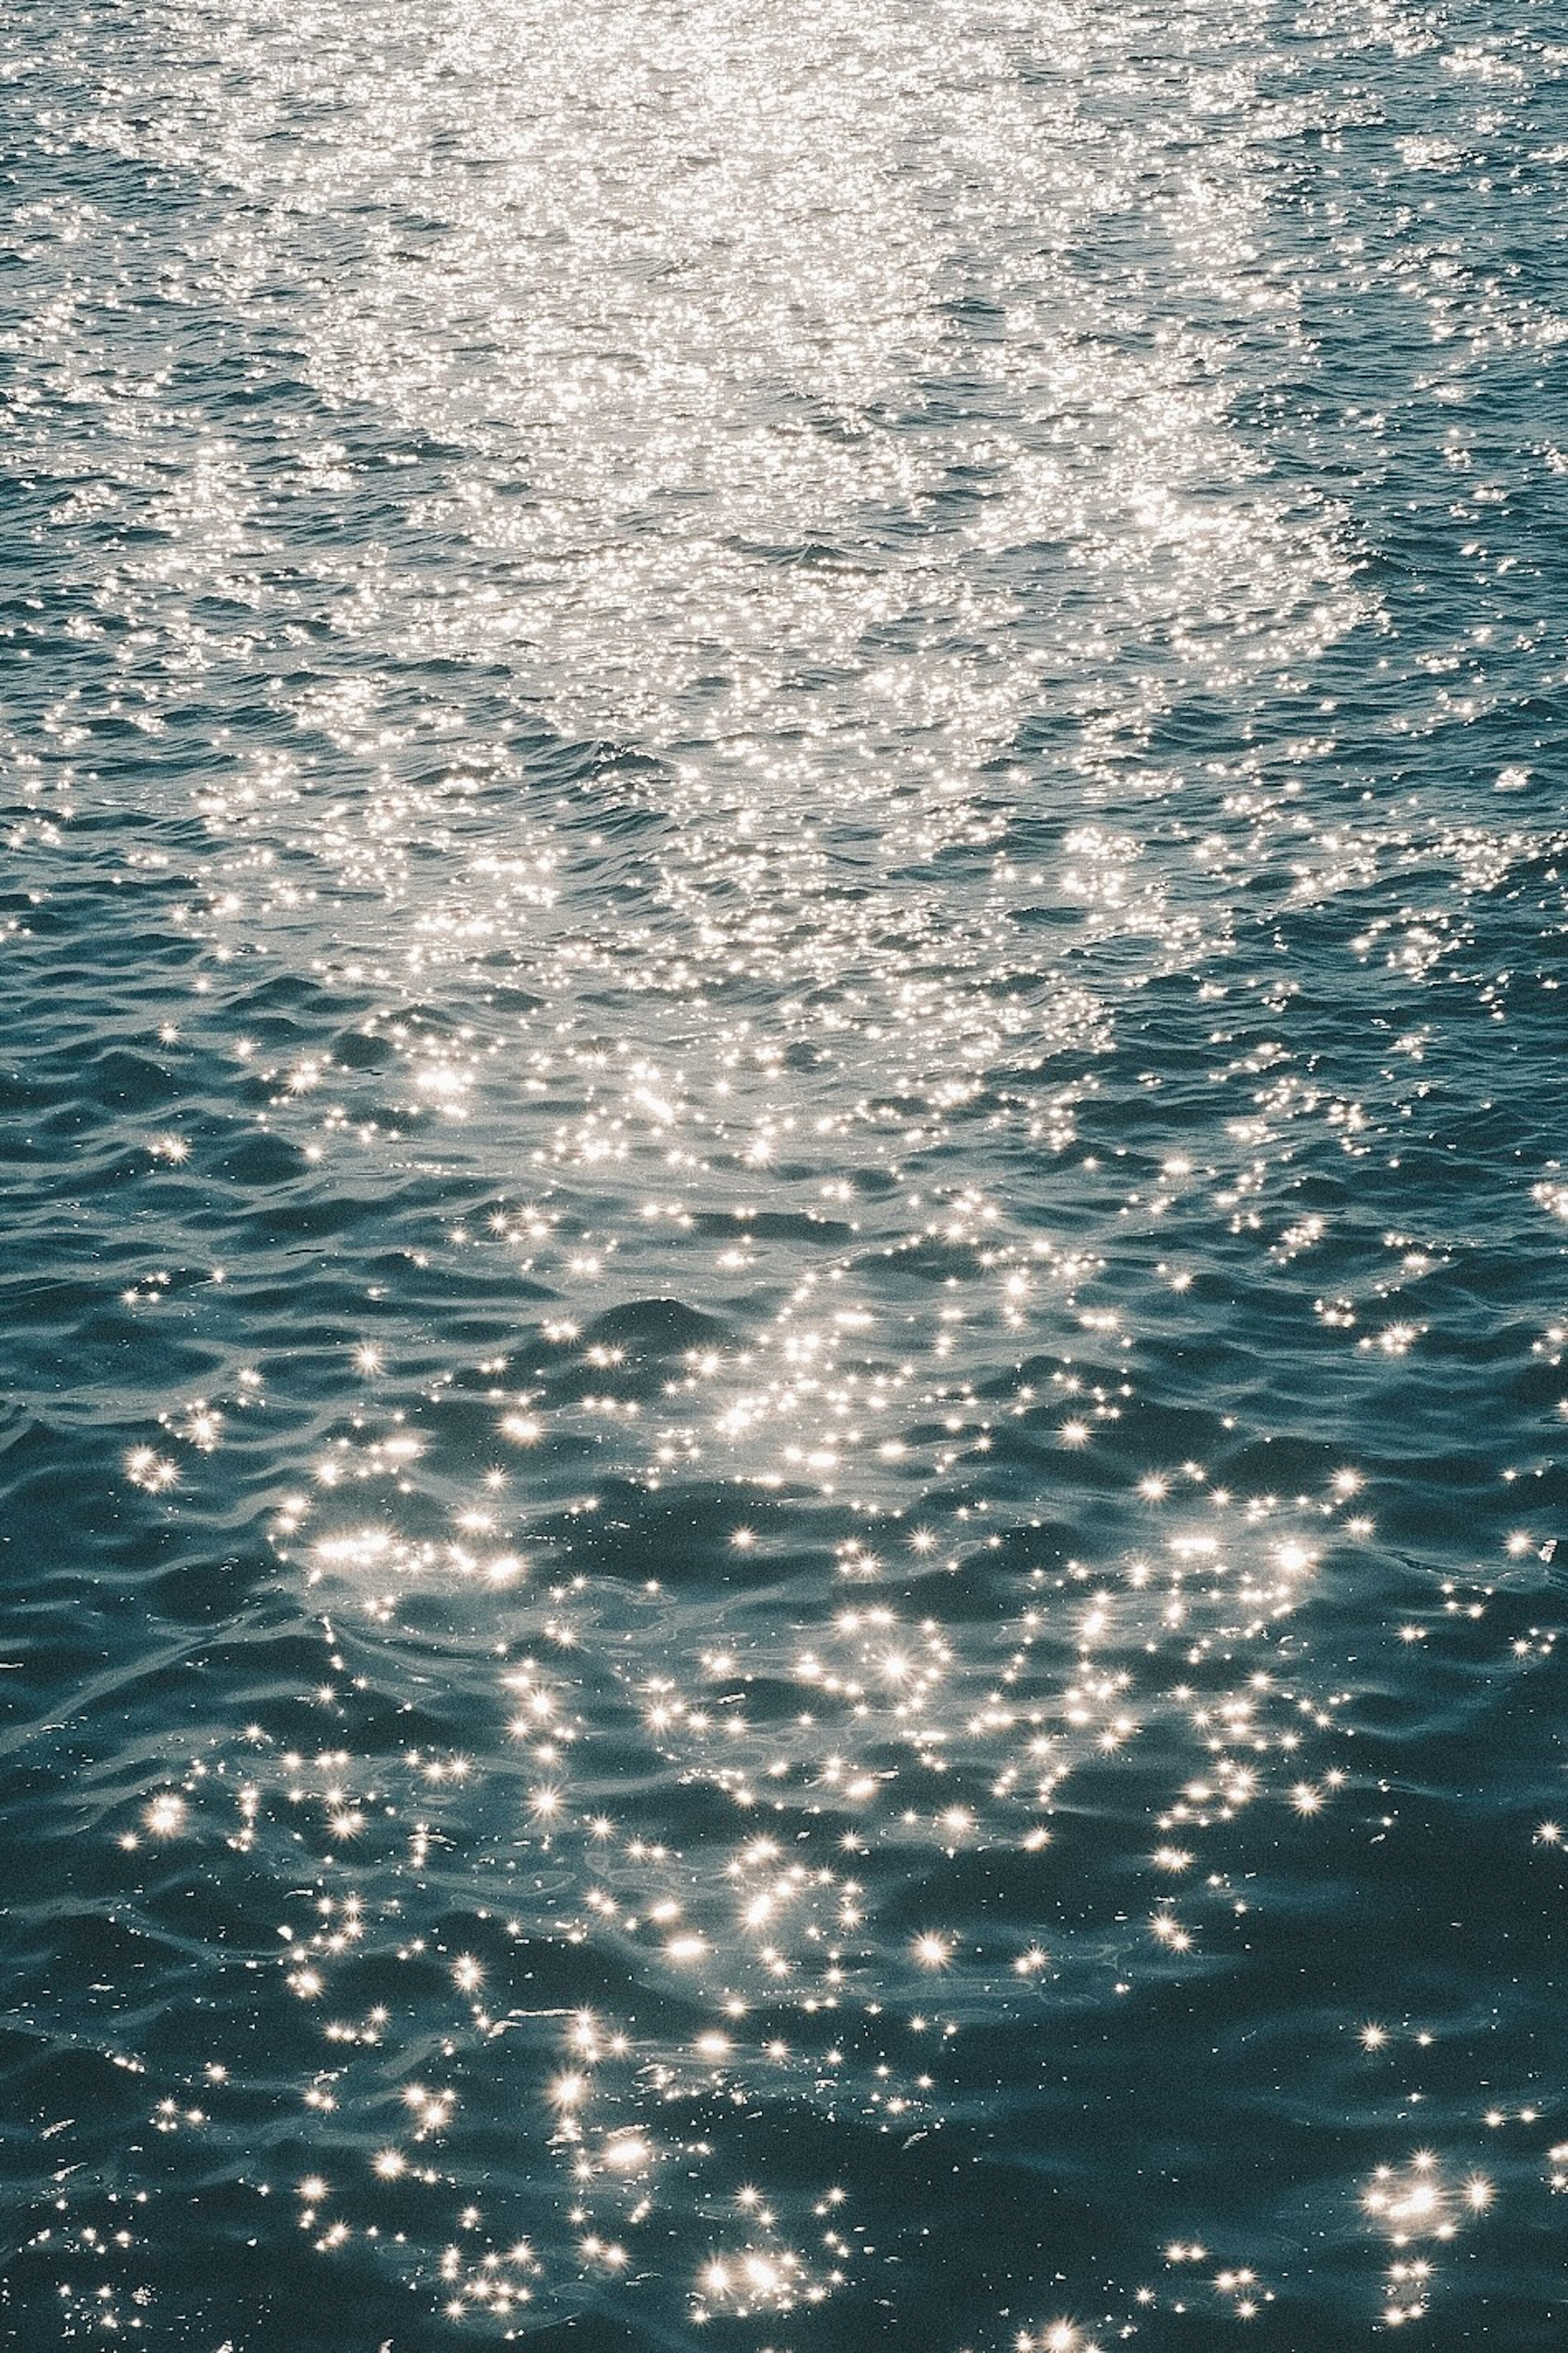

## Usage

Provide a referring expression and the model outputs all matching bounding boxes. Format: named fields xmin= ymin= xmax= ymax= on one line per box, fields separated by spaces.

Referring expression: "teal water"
xmin=4 ymin=0 xmax=1568 ymax=2345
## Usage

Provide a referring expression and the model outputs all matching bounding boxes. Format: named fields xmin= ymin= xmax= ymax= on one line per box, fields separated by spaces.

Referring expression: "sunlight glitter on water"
xmin=7 ymin=0 xmax=1568 ymax=2344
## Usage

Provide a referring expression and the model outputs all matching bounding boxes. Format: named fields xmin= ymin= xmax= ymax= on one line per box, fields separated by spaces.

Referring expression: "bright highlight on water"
xmin=4 ymin=0 xmax=1568 ymax=2345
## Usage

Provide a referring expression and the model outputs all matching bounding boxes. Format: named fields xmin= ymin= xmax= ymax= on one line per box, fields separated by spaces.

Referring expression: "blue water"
xmin=4 ymin=0 xmax=1568 ymax=2344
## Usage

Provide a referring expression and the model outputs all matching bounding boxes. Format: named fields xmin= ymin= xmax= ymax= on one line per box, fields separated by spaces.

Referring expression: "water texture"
xmin=4 ymin=0 xmax=1568 ymax=2344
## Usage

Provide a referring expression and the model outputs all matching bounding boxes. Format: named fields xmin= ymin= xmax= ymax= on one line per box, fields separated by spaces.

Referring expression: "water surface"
xmin=4 ymin=0 xmax=1568 ymax=2344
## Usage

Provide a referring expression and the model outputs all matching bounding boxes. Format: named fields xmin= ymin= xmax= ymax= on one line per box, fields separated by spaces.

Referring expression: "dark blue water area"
xmin=4 ymin=0 xmax=1568 ymax=2346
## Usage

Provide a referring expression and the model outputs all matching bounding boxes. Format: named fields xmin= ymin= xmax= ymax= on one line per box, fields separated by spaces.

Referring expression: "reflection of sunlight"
xmin=37 ymin=0 xmax=1555 ymax=2330
xmin=149 ymin=1446 xmax=1372 ymax=2333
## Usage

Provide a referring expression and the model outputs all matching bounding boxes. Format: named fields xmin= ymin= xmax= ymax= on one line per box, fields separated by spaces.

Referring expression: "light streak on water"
xmin=3 ymin=0 xmax=1568 ymax=2343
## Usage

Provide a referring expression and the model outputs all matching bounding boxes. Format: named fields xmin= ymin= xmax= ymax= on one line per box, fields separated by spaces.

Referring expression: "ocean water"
xmin=4 ymin=0 xmax=1568 ymax=2344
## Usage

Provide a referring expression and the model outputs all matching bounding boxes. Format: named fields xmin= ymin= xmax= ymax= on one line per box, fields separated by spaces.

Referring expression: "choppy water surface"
xmin=5 ymin=0 xmax=1568 ymax=2343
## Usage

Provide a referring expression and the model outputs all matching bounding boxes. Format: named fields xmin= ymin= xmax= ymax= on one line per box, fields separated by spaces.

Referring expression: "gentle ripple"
xmin=4 ymin=0 xmax=1568 ymax=2345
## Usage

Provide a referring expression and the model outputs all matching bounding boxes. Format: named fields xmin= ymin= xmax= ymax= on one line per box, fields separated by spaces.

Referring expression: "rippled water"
xmin=5 ymin=0 xmax=1568 ymax=2344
